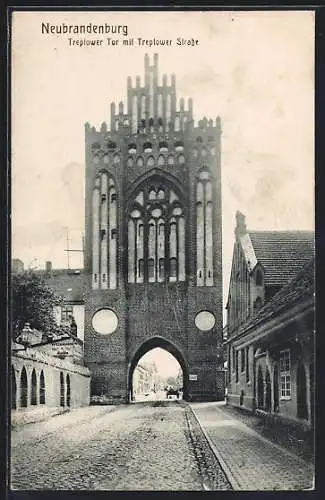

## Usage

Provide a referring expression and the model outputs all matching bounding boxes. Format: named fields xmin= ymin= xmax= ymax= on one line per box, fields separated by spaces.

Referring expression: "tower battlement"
xmin=85 ymin=54 xmax=220 ymax=140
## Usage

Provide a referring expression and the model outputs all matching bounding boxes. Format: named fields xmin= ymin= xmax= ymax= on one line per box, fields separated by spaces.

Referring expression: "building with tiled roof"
xmin=224 ymin=212 xmax=315 ymax=429
xmin=249 ymin=231 xmax=314 ymax=288
xmin=40 ymin=262 xmax=85 ymax=341
xmin=226 ymin=212 xmax=314 ymax=335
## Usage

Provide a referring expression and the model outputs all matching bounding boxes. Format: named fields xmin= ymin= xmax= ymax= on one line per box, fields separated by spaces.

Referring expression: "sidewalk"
xmin=190 ymin=402 xmax=314 ymax=491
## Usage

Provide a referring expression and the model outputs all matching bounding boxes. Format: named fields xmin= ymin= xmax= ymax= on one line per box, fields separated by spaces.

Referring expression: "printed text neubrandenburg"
xmin=41 ymin=22 xmax=128 ymax=36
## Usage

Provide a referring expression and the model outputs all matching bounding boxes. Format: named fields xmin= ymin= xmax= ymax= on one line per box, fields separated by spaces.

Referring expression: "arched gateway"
xmin=128 ymin=337 xmax=189 ymax=402
xmin=84 ymin=54 xmax=224 ymax=403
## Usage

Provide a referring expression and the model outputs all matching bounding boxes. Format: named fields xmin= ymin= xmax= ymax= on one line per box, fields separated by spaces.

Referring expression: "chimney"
xmin=45 ymin=261 xmax=52 ymax=273
xmin=235 ymin=211 xmax=247 ymax=240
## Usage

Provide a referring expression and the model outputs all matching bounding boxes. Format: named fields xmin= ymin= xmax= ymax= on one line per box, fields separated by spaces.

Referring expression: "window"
xmin=256 ymin=269 xmax=263 ymax=286
xmin=228 ymin=346 xmax=231 ymax=376
xmin=148 ymin=259 xmax=154 ymax=279
xmin=66 ymin=374 xmax=71 ymax=407
xmin=128 ymin=182 xmax=185 ymax=284
xmin=31 ymin=369 xmax=37 ymax=405
xmin=138 ymin=259 xmax=144 ymax=279
xmin=235 ymin=351 xmax=239 ymax=382
xmin=245 ymin=347 xmax=250 ymax=382
xmin=61 ymin=305 xmax=73 ymax=322
xmin=40 ymin=370 xmax=45 ymax=404
xmin=280 ymin=349 xmax=291 ymax=399
xmin=111 ymin=229 xmax=117 ymax=240
xmin=12 ymin=366 xmax=16 ymax=410
xmin=60 ymin=372 xmax=65 ymax=407
xmin=241 ymin=349 xmax=245 ymax=373
xmin=20 ymin=367 xmax=28 ymax=408
xmin=159 ymin=259 xmax=165 ymax=280
xmin=254 ymin=297 xmax=262 ymax=312
xmin=111 ymin=193 xmax=117 ymax=203
xmin=170 ymin=258 xmax=177 ymax=278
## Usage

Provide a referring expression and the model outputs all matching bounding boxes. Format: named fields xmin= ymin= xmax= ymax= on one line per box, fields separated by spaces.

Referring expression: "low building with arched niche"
xmin=224 ymin=212 xmax=315 ymax=429
xmin=11 ymin=334 xmax=90 ymax=427
xmin=84 ymin=53 xmax=224 ymax=403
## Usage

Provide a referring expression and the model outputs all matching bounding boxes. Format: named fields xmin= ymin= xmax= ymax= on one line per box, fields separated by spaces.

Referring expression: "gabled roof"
xmin=42 ymin=269 xmax=85 ymax=303
xmin=237 ymin=256 xmax=315 ymax=336
xmin=248 ymin=231 xmax=314 ymax=286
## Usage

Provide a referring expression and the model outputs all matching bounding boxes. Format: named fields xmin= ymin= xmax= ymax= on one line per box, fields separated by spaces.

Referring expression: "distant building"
xmin=41 ymin=262 xmax=85 ymax=342
xmin=132 ymin=362 xmax=157 ymax=397
xmin=225 ymin=212 xmax=315 ymax=427
xmin=12 ymin=258 xmax=24 ymax=274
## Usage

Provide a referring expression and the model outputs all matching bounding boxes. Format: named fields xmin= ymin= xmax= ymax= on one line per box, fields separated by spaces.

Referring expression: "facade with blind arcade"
xmin=84 ymin=53 xmax=223 ymax=403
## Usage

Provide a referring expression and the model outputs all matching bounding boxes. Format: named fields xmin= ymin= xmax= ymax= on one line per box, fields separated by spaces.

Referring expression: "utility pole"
xmin=64 ymin=229 xmax=84 ymax=269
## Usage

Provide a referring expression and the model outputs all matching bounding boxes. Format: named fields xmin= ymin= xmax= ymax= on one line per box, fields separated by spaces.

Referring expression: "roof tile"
xmin=249 ymin=231 xmax=314 ymax=286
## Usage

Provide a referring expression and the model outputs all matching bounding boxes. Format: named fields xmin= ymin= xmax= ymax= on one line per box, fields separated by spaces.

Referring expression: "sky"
xmin=139 ymin=348 xmax=181 ymax=379
xmin=11 ymin=11 xmax=314 ymax=374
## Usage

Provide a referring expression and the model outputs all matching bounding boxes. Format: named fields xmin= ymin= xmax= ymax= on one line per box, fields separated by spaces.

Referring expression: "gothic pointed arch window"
xmin=66 ymin=374 xmax=71 ymax=408
xmin=40 ymin=370 xmax=45 ymax=404
xmin=92 ymin=172 xmax=118 ymax=290
xmin=196 ymin=168 xmax=214 ymax=286
xmin=31 ymin=369 xmax=37 ymax=405
xmin=127 ymin=178 xmax=185 ymax=284
xmin=20 ymin=367 xmax=28 ymax=408
xmin=12 ymin=366 xmax=17 ymax=410
xmin=170 ymin=257 xmax=177 ymax=279
xmin=60 ymin=372 xmax=65 ymax=407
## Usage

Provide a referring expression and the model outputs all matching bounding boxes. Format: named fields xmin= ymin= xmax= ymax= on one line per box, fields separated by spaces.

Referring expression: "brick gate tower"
xmin=84 ymin=54 xmax=223 ymax=403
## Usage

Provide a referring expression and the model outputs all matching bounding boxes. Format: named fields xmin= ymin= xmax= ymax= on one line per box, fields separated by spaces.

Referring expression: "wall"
xmin=227 ymin=344 xmax=255 ymax=411
xmin=11 ymin=349 xmax=90 ymax=426
xmin=73 ymin=305 xmax=85 ymax=341
xmin=226 ymin=332 xmax=314 ymax=427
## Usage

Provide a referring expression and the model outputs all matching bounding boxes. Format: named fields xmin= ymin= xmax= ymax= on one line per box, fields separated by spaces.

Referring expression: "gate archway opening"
xmin=128 ymin=337 xmax=188 ymax=403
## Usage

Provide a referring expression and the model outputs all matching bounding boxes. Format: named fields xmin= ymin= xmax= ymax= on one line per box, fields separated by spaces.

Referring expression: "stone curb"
xmin=189 ymin=404 xmax=241 ymax=490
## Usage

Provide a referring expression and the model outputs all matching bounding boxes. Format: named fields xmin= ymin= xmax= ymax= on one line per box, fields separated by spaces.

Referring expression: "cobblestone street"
xmin=11 ymin=401 xmax=231 ymax=491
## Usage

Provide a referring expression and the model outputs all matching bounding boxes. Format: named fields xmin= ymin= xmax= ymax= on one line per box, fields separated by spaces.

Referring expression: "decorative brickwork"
xmin=84 ymin=54 xmax=223 ymax=403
